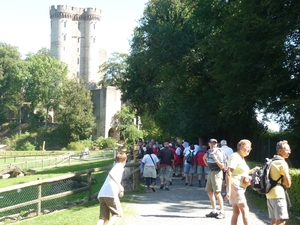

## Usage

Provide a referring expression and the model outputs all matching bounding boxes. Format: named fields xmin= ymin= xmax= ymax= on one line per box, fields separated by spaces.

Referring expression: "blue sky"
xmin=0 ymin=0 xmax=149 ymax=58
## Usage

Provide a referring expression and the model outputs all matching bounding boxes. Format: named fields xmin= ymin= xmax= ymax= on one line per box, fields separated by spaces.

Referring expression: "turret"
xmin=49 ymin=5 xmax=102 ymax=89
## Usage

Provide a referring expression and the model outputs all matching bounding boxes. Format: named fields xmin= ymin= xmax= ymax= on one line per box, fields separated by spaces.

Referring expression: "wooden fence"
xmin=0 ymin=162 xmax=140 ymax=221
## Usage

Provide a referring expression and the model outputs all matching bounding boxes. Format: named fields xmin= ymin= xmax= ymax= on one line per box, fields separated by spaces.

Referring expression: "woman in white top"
xmin=142 ymin=147 xmax=159 ymax=192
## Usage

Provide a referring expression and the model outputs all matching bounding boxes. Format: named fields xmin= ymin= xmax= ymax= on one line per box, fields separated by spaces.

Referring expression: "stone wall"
xmin=91 ymin=87 xmax=121 ymax=139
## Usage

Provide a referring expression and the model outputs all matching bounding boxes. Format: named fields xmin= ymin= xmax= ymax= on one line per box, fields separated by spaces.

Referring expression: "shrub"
xmin=67 ymin=142 xmax=86 ymax=151
xmin=102 ymin=137 xmax=116 ymax=149
xmin=94 ymin=136 xmax=105 ymax=149
xmin=8 ymin=121 xmax=18 ymax=130
xmin=80 ymin=139 xmax=94 ymax=150
xmin=94 ymin=137 xmax=116 ymax=149
xmin=20 ymin=141 xmax=36 ymax=151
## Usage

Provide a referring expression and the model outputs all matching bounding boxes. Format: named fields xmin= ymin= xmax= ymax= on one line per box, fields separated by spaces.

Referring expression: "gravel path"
xmin=117 ymin=176 xmax=270 ymax=225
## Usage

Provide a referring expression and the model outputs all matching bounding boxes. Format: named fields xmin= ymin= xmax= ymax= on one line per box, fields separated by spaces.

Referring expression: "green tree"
xmin=55 ymin=79 xmax=96 ymax=141
xmin=99 ymin=52 xmax=128 ymax=88
xmin=113 ymin=104 xmax=142 ymax=145
xmin=0 ymin=43 xmax=26 ymax=122
xmin=24 ymin=48 xmax=68 ymax=126
xmin=122 ymin=0 xmax=223 ymax=140
xmin=122 ymin=0 xmax=300 ymax=144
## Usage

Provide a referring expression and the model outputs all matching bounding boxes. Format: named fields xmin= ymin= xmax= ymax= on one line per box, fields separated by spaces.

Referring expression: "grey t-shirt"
xmin=206 ymin=148 xmax=224 ymax=170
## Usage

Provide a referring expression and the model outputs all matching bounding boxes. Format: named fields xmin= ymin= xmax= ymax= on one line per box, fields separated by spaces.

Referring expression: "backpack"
xmin=251 ymin=158 xmax=283 ymax=194
xmin=186 ymin=150 xmax=195 ymax=164
xmin=179 ymin=146 xmax=185 ymax=159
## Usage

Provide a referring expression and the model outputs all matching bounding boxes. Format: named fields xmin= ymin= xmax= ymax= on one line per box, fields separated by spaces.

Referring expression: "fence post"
xmin=133 ymin=144 xmax=140 ymax=191
xmin=37 ymin=178 xmax=41 ymax=216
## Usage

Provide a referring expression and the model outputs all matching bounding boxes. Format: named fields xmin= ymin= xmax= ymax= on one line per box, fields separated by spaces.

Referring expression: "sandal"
xmin=151 ymin=187 xmax=156 ymax=192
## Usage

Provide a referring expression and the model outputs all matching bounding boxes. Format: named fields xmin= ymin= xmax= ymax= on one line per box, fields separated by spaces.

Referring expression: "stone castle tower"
xmin=49 ymin=5 xmax=121 ymax=139
xmin=49 ymin=5 xmax=106 ymax=90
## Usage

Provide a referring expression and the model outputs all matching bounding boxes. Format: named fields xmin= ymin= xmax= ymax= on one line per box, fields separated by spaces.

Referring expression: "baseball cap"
xmin=209 ymin=138 xmax=218 ymax=143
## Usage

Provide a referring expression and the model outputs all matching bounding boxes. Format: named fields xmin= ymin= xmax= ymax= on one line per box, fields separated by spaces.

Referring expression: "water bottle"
xmin=242 ymin=177 xmax=250 ymax=185
xmin=240 ymin=176 xmax=251 ymax=188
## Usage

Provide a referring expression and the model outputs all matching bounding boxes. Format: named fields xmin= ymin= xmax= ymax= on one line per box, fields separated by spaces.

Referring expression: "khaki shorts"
xmin=229 ymin=183 xmax=247 ymax=205
xmin=267 ymin=198 xmax=289 ymax=220
xmin=159 ymin=166 xmax=173 ymax=181
xmin=205 ymin=170 xmax=223 ymax=192
xmin=99 ymin=197 xmax=123 ymax=220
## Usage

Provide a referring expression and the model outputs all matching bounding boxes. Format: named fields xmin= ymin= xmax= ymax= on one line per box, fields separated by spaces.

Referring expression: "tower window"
xmin=78 ymin=38 xmax=80 ymax=43
xmin=64 ymin=21 xmax=66 ymax=27
xmin=77 ymin=58 xmax=79 ymax=64
xmin=64 ymin=35 xmax=66 ymax=41
xmin=93 ymin=23 xmax=96 ymax=29
xmin=93 ymin=38 xmax=96 ymax=43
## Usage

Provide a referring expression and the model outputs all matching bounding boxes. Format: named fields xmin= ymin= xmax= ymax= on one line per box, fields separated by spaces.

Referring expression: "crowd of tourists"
xmin=134 ymin=138 xmax=292 ymax=225
xmin=96 ymin=137 xmax=292 ymax=225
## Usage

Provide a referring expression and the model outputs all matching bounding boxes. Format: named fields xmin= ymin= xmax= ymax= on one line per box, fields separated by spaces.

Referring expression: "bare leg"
xmin=231 ymin=204 xmax=240 ymax=225
xmin=207 ymin=191 xmax=216 ymax=209
xmin=237 ymin=202 xmax=249 ymax=225
xmin=214 ymin=191 xmax=224 ymax=211
xmin=198 ymin=174 xmax=202 ymax=186
xmin=189 ymin=173 xmax=193 ymax=185
xmin=96 ymin=219 xmax=106 ymax=225
xmin=270 ymin=219 xmax=286 ymax=225
xmin=106 ymin=215 xmax=121 ymax=225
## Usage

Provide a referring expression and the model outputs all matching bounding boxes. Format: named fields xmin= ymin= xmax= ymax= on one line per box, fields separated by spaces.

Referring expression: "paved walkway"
xmin=117 ymin=176 xmax=269 ymax=225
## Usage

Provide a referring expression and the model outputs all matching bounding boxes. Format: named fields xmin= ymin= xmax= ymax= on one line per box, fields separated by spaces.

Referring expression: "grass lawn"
xmin=13 ymin=192 xmax=140 ymax=225
xmin=0 ymin=155 xmax=114 ymax=188
xmin=2 ymin=158 xmax=298 ymax=225
xmin=0 ymin=153 xmax=143 ymax=225
xmin=10 ymin=186 xmax=142 ymax=225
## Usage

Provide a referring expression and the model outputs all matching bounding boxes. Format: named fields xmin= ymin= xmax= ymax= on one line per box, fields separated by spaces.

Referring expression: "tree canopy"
xmin=120 ymin=0 xmax=300 ymax=143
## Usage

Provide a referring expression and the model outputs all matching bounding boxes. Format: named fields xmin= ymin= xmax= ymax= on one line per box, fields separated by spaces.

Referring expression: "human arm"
xmin=203 ymin=153 xmax=208 ymax=166
xmin=109 ymin=169 xmax=124 ymax=197
xmin=282 ymin=173 xmax=292 ymax=188
xmin=225 ymin=168 xmax=234 ymax=200
xmin=212 ymin=153 xmax=224 ymax=170
xmin=248 ymin=166 xmax=260 ymax=175
xmin=171 ymin=159 xmax=175 ymax=170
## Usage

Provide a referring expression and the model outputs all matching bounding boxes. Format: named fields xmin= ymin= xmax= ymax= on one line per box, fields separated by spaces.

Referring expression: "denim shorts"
xmin=184 ymin=163 xmax=195 ymax=173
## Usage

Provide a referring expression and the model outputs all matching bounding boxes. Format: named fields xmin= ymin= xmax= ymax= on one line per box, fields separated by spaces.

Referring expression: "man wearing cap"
xmin=157 ymin=142 xmax=175 ymax=190
xmin=203 ymin=138 xmax=226 ymax=219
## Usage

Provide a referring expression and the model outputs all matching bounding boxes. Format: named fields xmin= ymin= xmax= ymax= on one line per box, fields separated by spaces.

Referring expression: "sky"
xmin=0 ymin=0 xmax=149 ymax=58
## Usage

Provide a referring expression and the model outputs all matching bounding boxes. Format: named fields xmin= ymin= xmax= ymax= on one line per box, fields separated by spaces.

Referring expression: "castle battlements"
xmin=50 ymin=5 xmax=101 ymax=20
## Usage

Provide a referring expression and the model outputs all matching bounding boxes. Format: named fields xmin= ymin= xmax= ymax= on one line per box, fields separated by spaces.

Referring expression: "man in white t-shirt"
xmin=220 ymin=140 xmax=233 ymax=159
xmin=97 ymin=152 xmax=127 ymax=225
xmin=220 ymin=140 xmax=234 ymax=197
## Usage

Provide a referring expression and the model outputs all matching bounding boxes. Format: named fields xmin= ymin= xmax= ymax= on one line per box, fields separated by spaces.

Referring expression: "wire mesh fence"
xmin=0 ymin=148 xmax=116 ymax=172
xmin=0 ymin=163 xmax=140 ymax=224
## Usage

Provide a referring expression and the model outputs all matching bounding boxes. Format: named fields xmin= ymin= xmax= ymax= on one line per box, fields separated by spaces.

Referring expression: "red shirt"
xmin=195 ymin=150 xmax=207 ymax=166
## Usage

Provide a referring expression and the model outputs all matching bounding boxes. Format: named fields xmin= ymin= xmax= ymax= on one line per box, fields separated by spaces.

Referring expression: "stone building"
xmin=49 ymin=5 xmax=121 ymax=139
